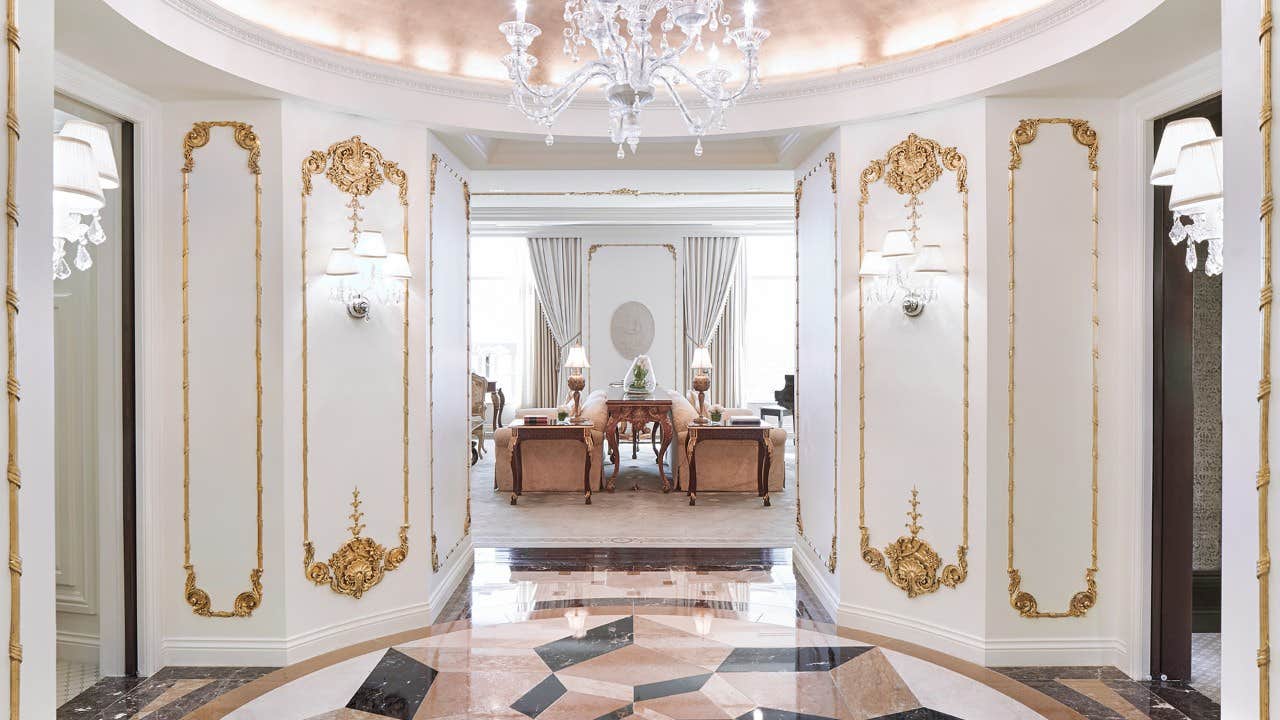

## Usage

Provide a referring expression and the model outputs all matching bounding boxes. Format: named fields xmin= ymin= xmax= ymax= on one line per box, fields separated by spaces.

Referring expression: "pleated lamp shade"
xmin=324 ymin=248 xmax=358 ymax=276
xmin=58 ymin=120 xmax=119 ymax=190
xmin=564 ymin=346 xmax=590 ymax=370
xmin=859 ymin=250 xmax=887 ymax=277
xmin=911 ymin=244 xmax=947 ymax=273
xmin=354 ymin=230 xmax=388 ymax=258
xmin=1151 ymin=117 xmax=1215 ymax=186
xmin=881 ymin=229 xmax=915 ymax=258
xmin=53 ymin=135 xmax=105 ymax=214
xmin=383 ymin=252 xmax=412 ymax=279
xmin=1169 ymin=137 xmax=1224 ymax=213
xmin=690 ymin=346 xmax=713 ymax=372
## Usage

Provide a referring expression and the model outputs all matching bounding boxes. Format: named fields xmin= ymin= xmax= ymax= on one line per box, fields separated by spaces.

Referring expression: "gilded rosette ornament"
xmin=856 ymin=133 xmax=970 ymax=598
xmin=300 ymin=136 xmax=412 ymax=599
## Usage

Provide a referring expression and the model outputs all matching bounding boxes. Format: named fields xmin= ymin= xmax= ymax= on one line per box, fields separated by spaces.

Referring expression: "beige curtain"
xmin=709 ymin=271 xmax=744 ymax=407
xmin=683 ymin=235 xmax=741 ymax=393
xmin=527 ymin=236 xmax=583 ymax=394
xmin=529 ymin=298 xmax=562 ymax=408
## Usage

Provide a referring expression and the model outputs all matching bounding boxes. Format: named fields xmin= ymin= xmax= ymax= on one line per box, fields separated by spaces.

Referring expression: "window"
xmin=470 ymin=236 xmax=532 ymax=412
xmin=740 ymin=235 xmax=797 ymax=405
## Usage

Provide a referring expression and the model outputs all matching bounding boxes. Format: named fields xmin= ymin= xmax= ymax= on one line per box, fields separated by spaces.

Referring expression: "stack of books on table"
xmin=523 ymin=415 xmax=551 ymax=426
xmin=729 ymin=416 xmax=762 ymax=426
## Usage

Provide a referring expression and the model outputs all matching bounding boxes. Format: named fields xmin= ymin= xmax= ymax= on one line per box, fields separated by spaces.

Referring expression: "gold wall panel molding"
xmin=1005 ymin=118 xmax=1100 ymax=619
xmin=857 ymin=133 xmax=969 ymax=598
xmin=1260 ymin=1 xmax=1274 ymax=713
xmin=180 ymin=121 xmax=265 ymax=618
xmin=793 ymin=152 xmax=839 ymax=573
xmin=585 ymin=243 xmax=679 ymax=392
xmin=429 ymin=153 xmax=472 ymax=573
xmin=300 ymin=136 xmax=410 ymax=599
xmin=5 ymin=0 xmax=18 ymax=709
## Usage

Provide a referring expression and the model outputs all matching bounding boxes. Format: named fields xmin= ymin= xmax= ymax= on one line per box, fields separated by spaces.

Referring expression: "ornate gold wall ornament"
xmin=5 ymin=0 xmax=19 ymax=709
xmin=857 ymin=134 xmax=969 ymax=597
xmin=1006 ymin=118 xmax=1100 ymax=619
xmin=301 ymin=136 xmax=411 ymax=598
xmin=794 ymin=152 xmax=840 ymax=573
xmin=1261 ymin=2 xmax=1274 ymax=711
xmin=180 ymin=121 xmax=265 ymax=618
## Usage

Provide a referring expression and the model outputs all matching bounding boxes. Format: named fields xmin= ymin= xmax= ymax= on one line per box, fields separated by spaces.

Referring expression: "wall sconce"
xmin=324 ymin=229 xmax=412 ymax=319
xmin=1151 ymin=117 xmax=1223 ymax=276
xmin=563 ymin=345 xmax=590 ymax=421
xmin=862 ymin=228 xmax=947 ymax=317
xmin=690 ymin=346 xmax=713 ymax=422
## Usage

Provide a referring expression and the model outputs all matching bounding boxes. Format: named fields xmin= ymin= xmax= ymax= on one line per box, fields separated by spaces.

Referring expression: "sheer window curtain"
xmin=683 ymin=236 xmax=741 ymax=402
xmin=527 ymin=237 xmax=583 ymax=406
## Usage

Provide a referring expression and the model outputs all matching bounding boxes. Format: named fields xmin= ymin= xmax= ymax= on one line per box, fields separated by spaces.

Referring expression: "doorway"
xmin=53 ymin=92 xmax=138 ymax=705
xmin=1150 ymin=94 xmax=1221 ymax=702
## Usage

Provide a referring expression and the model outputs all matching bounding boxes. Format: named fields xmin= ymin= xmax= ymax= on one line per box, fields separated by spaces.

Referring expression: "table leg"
xmin=656 ymin=414 xmax=674 ymax=493
xmin=605 ymin=415 xmax=622 ymax=492
xmin=687 ymin=432 xmax=698 ymax=506
xmin=583 ymin=436 xmax=593 ymax=505
xmin=510 ymin=436 xmax=521 ymax=505
xmin=760 ymin=434 xmax=773 ymax=507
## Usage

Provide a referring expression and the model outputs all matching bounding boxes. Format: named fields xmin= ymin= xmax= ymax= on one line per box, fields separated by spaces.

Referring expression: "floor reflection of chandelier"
xmin=499 ymin=0 xmax=769 ymax=158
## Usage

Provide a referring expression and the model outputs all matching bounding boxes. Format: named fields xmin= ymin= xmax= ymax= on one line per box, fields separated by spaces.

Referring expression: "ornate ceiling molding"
xmin=160 ymin=0 xmax=1108 ymax=108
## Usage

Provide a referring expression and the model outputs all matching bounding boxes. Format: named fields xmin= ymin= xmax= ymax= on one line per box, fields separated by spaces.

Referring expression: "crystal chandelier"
xmin=52 ymin=121 xmax=118 ymax=281
xmin=1151 ymin=118 xmax=1224 ymax=277
xmin=499 ymin=0 xmax=770 ymax=158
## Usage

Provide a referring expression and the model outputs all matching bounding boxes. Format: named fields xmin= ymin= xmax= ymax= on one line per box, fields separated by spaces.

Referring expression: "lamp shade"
xmin=383 ymin=252 xmax=412 ymax=279
xmin=53 ymin=135 xmax=105 ymax=213
xmin=1170 ymin=137 xmax=1224 ymax=212
xmin=564 ymin=345 xmax=590 ymax=369
xmin=58 ymin=120 xmax=119 ymax=190
xmin=911 ymin=244 xmax=947 ymax=273
xmin=881 ymin=229 xmax=915 ymax=258
xmin=690 ymin=346 xmax=713 ymax=371
xmin=1151 ymin=117 xmax=1215 ymax=185
xmin=353 ymin=230 xmax=388 ymax=258
xmin=324 ymin=248 xmax=358 ymax=276
xmin=859 ymin=250 xmax=887 ymax=277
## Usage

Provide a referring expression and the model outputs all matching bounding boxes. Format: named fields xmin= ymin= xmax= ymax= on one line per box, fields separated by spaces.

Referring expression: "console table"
xmin=685 ymin=424 xmax=773 ymax=507
xmin=604 ymin=387 xmax=674 ymax=492
xmin=507 ymin=420 xmax=595 ymax=506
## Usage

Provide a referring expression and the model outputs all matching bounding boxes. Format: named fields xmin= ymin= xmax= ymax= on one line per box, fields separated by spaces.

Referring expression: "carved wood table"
xmin=685 ymin=424 xmax=773 ymax=507
xmin=508 ymin=420 xmax=595 ymax=506
xmin=604 ymin=387 xmax=674 ymax=492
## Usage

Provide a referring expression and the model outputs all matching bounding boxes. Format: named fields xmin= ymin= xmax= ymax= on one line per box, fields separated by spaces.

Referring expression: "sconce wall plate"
xmin=300 ymin=136 xmax=412 ymax=599
xmin=856 ymin=133 xmax=971 ymax=597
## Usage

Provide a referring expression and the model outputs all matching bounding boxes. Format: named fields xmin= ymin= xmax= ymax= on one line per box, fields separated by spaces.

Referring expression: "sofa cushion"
xmin=578 ymin=389 xmax=609 ymax=428
xmin=667 ymin=389 xmax=699 ymax=432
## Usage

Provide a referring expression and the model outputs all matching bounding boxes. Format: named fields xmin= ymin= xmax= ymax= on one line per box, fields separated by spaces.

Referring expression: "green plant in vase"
xmin=629 ymin=363 xmax=649 ymax=391
xmin=709 ymin=403 xmax=724 ymax=424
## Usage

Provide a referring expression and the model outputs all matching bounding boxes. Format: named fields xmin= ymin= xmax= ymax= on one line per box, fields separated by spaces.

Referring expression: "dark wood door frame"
xmin=1150 ymin=96 xmax=1220 ymax=682
xmin=120 ymin=120 xmax=139 ymax=676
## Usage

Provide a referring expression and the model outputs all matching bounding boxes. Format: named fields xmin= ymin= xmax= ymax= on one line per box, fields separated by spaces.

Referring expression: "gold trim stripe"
xmin=300 ymin=136 xmax=411 ymax=598
xmin=793 ymin=152 xmax=840 ymax=572
xmin=179 ymin=121 xmax=265 ymax=618
xmin=1006 ymin=118 xmax=1100 ymax=618
xmin=5 ymin=0 xmax=17 ymax=709
xmin=1260 ymin=0 xmax=1274 ymax=713
xmin=856 ymin=134 xmax=969 ymax=597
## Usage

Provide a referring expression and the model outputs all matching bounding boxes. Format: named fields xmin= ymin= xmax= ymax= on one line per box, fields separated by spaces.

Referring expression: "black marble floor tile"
xmin=1144 ymin=681 xmax=1221 ymax=720
xmin=139 ymin=678 xmax=249 ymax=720
xmin=534 ymin=615 xmax=634 ymax=671
xmin=632 ymin=672 xmax=712 ymax=702
xmin=148 ymin=666 xmax=244 ymax=681
xmin=1013 ymin=680 xmax=1122 ymax=720
xmin=995 ymin=666 xmax=1131 ymax=682
xmin=56 ymin=676 xmax=146 ymax=719
xmin=593 ymin=703 xmax=634 ymax=720
xmin=735 ymin=709 xmax=838 ymax=720
xmin=494 ymin=546 xmax=791 ymax=572
xmin=509 ymin=674 xmax=567 ymax=718
xmin=1102 ymin=680 xmax=1197 ymax=720
xmin=345 ymin=648 xmax=437 ymax=720
xmin=716 ymin=645 xmax=872 ymax=673
xmin=871 ymin=710 xmax=964 ymax=720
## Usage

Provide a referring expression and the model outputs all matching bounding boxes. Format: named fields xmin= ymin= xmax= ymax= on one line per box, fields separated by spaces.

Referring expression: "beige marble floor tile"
xmin=396 ymin=645 xmax=550 ymax=673
xmin=697 ymin=675 xmax=757 ymax=719
xmin=830 ymin=648 xmax=920 ymax=718
xmin=719 ymin=671 xmax=850 ymax=718
xmin=632 ymin=617 xmax=736 ymax=671
xmin=133 ymin=679 xmax=215 ymax=718
xmin=1058 ymin=679 xmax=1149 ymax=720
xmin=536 ymin=691 xmax=631 ymax=720
xmin=634 ymin=690 xmax=737 ymax=719
xmin=412 ymin=670 xmax=545 ymax=719
xmin=304 ymin=709 xmax=387 ymax=720
xmin=556 ymin=672 xmax=635 ymax=702
xmin=557 ymin=643 xmax=712 ymax=687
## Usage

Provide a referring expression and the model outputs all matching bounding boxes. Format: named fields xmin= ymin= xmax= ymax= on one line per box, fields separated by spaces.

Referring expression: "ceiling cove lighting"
xmin=1151 ymin=117 xmax=1224 ymax=276
xmin=499 ymin=0 xmax=769 ymax=158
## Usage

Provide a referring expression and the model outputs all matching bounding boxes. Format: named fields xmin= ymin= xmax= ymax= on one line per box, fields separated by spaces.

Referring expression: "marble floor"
xmin=56 ymin=660 xmax=100 ymax=707
xmin=58 ymin=549 xmax=1220 ymax=720
xmin=471 ymin=441 xmax=797 ymax=548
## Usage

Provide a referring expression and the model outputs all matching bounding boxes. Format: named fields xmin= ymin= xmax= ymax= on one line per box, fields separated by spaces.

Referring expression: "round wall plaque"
xmin=610 ymin=301 xmax=655 ymax=359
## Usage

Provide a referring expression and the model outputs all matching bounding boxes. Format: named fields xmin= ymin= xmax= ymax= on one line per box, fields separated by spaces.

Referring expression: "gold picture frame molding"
xmin=179 ymin=121 xmax=265 ymax=618
xmin=1005 ymin=117 xmax=1100 ymax=619
xmin=585 ymin=242 xmax=679 ymax=392
xmin=300 ymin=136 xmax=411 ymax=599
xmin=856 ymin=134 xmax=970 ymax=598
xmin=5 ymin=0 xmax=18 ymax=710
xmin=1260 ymin=1 xmax=1274 ymax=714
xmin=794 ymin=152 xmax=840 ymax=573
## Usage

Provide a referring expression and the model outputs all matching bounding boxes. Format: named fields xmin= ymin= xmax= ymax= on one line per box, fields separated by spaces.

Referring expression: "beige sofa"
xmin=666 ymin=390 xmax=787 ymax=493
xmin=493 ymin=390 xmax=608 ymax=492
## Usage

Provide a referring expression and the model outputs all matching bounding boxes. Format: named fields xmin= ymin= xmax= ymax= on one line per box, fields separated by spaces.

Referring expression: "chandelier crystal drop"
xmin=499 ymin=0 xmax=769 ymax=156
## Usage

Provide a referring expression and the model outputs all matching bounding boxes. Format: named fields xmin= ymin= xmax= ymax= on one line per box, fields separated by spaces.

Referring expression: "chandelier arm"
xmin=514 ymin=65 xmax=615 ymax=122
xmin=601 ymin=17 xmax=632 ymax=85
xmin=656 ymin=74 xmax=711 ymax=133
xmin=512 ymin=58 xmax=612 ymax=102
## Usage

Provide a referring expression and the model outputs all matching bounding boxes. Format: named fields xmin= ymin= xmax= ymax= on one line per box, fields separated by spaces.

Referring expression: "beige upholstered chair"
xmin=470 ymin=373 xmax=487 ymax=457
xmin=492 ymin=390 xmax=607 ymax=492
xmin=666 ymin=389 xmax=786 ymax=493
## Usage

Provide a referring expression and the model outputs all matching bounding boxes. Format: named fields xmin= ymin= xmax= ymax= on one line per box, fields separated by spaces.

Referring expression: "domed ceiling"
xmin=205 ymin=0 xmax=1058 ymax=84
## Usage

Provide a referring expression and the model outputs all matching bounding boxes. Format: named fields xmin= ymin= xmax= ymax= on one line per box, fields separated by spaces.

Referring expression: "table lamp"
xmin=564 ymin=346 xmax=590 ymax=422
xmin=690 ymin=346 xmax=713 ymax=423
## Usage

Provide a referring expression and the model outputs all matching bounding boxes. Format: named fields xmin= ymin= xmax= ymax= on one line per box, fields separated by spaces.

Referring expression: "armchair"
xmin=666 ymin=390 xmax=787 ymax=493
xmin=493 ymin=390 xmax=608 ymax=493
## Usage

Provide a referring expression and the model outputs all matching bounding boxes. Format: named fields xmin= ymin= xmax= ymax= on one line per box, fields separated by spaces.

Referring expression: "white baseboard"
xmin=429 ymin=535 xmax=474 ymax=624
xmin=57 ymin=630 xmax=101 ymax=666
xmin=837 ymin=603 xmax=987 ymax=665
xmin=792 ymin=540 xmax=838 ymax=620
xmin=163 ymin=635 xmax=291 ymax=668
xmin=284 ymin=600 xmax=435 ymax=665
xmin=984 ymin=636 xmax=1129 ymax=670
